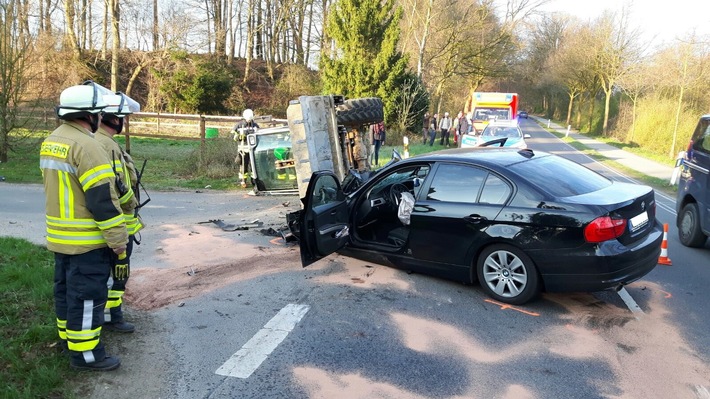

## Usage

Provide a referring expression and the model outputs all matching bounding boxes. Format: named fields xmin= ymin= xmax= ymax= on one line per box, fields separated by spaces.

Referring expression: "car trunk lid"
xmin=562 ymin=182 xmax=656 ymax=244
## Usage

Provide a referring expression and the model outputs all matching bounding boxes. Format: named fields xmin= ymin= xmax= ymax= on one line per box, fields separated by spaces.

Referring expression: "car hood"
xmin=478 ymin=136 xmax=524 ymax=147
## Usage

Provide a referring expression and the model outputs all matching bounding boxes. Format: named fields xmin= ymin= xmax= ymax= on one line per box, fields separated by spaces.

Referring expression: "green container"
xmin=205 ymin=127 xmax=219 ymax=139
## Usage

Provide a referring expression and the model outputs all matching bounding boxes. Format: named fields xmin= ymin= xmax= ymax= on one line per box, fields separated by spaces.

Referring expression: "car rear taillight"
xmin=584 ymin=216 xmax=627 ymax=243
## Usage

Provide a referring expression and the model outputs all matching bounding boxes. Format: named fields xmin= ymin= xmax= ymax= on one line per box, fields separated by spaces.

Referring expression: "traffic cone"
xmin=658 ymin=223 xmax=672 ymax=266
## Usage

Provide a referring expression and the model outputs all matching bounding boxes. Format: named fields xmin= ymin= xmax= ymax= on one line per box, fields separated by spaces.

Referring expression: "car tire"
xmin=336 ymin=97 xmax=384 ymax=127
xmin=476 ymin=244 xmax=540 ymax=305
xmin=678 ymin=203 xmax=707 ymax=247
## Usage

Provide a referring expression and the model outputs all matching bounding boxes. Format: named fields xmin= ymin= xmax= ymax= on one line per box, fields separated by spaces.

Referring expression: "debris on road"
xmin=199 ymin=219 xmax=264 ymax=231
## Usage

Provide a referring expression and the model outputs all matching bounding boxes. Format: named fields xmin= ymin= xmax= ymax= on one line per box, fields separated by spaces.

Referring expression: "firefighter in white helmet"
xmin=231 ymin=108 xmax=259 ymax=188
xmin=41 ymin=82 xmax=128 ymax=371
xmin=93 ymin=85 xmax=144 ymax=334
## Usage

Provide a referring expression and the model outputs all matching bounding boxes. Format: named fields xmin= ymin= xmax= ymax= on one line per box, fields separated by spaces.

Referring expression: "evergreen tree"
xmin=320 ymin=0 xmax=416 ymax=123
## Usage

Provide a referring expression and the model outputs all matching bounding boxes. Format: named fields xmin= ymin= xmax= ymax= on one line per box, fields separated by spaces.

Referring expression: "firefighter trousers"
xmin=54 ymin=247 xmax=112 ymax=365
xmin=106 ymin=237 xmax=134 ymax=323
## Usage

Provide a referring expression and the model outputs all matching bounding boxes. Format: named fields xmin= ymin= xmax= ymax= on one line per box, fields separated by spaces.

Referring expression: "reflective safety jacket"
xmin=95 ymin=127 xmax=143 ymax=236
xmin=40 ymin=121 xmax=128 ymax=255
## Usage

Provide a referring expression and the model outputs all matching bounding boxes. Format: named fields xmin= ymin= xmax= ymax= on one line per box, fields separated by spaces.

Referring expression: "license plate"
xmin=629 ymin=211 xmax=649 ymax=231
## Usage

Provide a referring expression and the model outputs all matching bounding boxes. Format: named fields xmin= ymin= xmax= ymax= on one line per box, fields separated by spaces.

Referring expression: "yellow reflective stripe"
xmin=96 ymin=214 xmax=125 ymax=230
xmin=46 ymin=229 xmax=106 ymax=245
xmin=119 ymin=187 xmax=134 ymax=204
xmin=79 ymin=164 xmax=114 ymax=191
xmin=66 ymin=326 xmax=101 ymax=339
xmin=66 ymin=326 xmax=102 ymax=352
xmin=106 ymin=290 xmax=124 ymax=309
xmin=46 ymin=215 xmax=96 ymax=228
xmin=57 ymin=318 xmax=67 ymax=340
xmin=58 ymin=170 xmax=74 ymax=219
xmin=122 ymin=163 xmax=132 ymax=187
xmin=124 ymin=215 xmax=143 ymax=235
xmin=112 ymin=159 xmax=123 ymax=170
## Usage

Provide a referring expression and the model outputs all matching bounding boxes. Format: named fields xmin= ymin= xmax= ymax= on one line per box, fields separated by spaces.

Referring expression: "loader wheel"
xmin=336 ymin=97 xmax=384 ymax=127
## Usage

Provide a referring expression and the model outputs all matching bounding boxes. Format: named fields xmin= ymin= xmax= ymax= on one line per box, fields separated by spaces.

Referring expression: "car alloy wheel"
xmin=679 ymin=203 xmax=707 ymax=247
xmin=476 ymin=244 xmax=540 ymax=305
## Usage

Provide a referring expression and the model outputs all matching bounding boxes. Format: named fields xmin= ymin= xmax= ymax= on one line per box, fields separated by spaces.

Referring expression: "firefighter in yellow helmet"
xmin=93 ymin=85 xmax=144 ymax=333
xmin=41 ymin=83 xmax=128 ymax=371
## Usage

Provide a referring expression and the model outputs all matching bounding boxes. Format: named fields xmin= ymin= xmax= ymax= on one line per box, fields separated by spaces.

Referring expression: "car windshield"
xmin=482 ymin=126 xmax=521 ymax=139
xmin=509 ymin=154 xmax=611 ymax=197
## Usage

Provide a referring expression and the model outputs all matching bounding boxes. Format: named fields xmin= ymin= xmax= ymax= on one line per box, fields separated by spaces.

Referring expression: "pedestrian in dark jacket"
xmin=429 ymin=113 xmax=438 ymax=146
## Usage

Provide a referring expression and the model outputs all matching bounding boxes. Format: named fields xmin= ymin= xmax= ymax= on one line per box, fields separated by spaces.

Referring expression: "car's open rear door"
xmin=299 ymin=171 xmax=350 ymax=267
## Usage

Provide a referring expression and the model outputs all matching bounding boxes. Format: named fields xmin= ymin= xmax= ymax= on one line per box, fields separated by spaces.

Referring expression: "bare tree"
xmin=110 ymin=0 xmax=121 ymax=91
xmin=64 ymin=0 xmax=82 ymax=59
xmin=0 ymin=1 xmax=37 ymax=163
xmin=590 ymin=9 xmax=640 ymax=135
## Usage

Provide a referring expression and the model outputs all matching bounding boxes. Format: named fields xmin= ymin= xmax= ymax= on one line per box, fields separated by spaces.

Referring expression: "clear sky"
xmin=538 ymin=0 xmax=710 ymax=48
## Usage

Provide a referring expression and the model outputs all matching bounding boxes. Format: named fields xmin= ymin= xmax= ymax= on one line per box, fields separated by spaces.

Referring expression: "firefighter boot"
xmin=70 ymin=356 xmax=121 ymax=371
xmin=104 ymin=320 xmax=135 ymax=333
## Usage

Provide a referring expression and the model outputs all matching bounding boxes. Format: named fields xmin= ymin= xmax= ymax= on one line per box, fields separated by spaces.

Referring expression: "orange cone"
xmin=658 ymin=223 xmax=672 ymax=266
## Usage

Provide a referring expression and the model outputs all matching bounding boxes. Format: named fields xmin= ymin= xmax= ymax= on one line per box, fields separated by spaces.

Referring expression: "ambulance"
xmin=470 ymin=92 xmax=518 ymax=133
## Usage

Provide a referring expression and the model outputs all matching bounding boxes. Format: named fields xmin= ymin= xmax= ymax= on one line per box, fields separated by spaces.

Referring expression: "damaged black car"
xmin=288 ymin=147 xmax=663 ymax=305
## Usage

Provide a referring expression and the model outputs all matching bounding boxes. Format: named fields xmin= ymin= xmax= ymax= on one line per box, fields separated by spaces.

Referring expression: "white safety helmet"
xmin=243 ymin=108 xmax=254 ymax=122
xmin=103 ymin=92 xmax=140 ymax=117
xmin=56 ymin=83 xmax=107 ymax=120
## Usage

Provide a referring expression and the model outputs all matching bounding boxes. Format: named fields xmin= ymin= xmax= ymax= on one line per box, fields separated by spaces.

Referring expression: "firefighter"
xmin=231 ymin=108 xmax=259 ymax=188
xmin=41 ymin=83 xmax=128 ymax=371
xmin=94 ymin=88 xmax=144 ymax=333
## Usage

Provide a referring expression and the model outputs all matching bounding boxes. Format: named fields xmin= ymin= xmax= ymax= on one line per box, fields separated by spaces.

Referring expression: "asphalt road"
xmin=2 ymin=127 xmax=709 ymax=398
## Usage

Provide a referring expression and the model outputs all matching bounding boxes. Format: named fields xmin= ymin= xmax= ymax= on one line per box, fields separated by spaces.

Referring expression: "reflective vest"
xmin=95 ymin=127 xmax=144 ymax=235
xmin=40 ymin=121 xmax=128 ymax=254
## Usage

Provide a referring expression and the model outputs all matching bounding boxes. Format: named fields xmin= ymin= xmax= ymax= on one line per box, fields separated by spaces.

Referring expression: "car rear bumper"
xmin=530 ymin=220 xmax=663 ymax=292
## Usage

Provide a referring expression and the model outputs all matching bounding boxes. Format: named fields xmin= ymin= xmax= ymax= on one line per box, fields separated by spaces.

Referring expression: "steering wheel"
xmin=389 ymin=183 xmax=409 ymax=206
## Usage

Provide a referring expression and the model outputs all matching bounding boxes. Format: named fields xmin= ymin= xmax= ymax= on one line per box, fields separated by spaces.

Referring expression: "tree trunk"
xmin=81 ymin=0 xmax=87 ymax=49
xmin=602 ymin=87 xmax=611 ymax=135
xmin=566 ymin=91 xmax=575 ymax=126
xmin=64 ymin=0 xmax=82 ymax=59
xmin=111 ymin=0 xmax=121 ymax=91
xmin=101 ymin=0 xmax=108 ymax=60
xmin=153 ymin=0 xmax=159 ymax=50
xmin=243 ymin=0 xmax=254 ymax=84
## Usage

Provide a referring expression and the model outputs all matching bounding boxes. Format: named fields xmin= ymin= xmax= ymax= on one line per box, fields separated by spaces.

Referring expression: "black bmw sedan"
xmin=290 ymin=148 xmax=663 ymax=305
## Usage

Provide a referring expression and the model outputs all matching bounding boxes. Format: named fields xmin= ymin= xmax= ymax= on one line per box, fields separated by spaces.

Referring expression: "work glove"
xmin=113 ymin=252 xmax=130 ymax=281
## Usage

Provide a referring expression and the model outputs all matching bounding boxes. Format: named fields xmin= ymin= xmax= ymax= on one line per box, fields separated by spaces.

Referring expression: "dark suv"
xmin=676 ymin=115 xmax=710 ymax=247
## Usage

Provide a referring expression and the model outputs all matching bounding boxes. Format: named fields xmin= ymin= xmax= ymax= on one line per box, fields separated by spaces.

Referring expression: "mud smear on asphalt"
xmin=293 ymin=278 xmax=708 ymax=398
xmin=125 ymin=248 xmax=300 ymax=310
xmin=544 ymin=283 xmax=710 ymax=398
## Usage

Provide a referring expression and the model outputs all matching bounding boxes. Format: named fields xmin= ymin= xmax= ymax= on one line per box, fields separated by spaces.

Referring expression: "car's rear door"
xmin=298 ymin=171 xmax=350 ymax=267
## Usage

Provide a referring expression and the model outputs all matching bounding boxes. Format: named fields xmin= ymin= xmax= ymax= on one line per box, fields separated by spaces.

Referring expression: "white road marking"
xmin=696 ymin=385 xmax=710 ymax=399
xmin=215 ymin=303 xmax=310 ymax=379
xmin=617 ymin=287 xmax=644 ymax=316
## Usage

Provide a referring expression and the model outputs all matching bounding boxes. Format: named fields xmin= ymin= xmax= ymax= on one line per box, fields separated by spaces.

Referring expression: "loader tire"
xmin=336 ymin=97 xmax=384 ymax=127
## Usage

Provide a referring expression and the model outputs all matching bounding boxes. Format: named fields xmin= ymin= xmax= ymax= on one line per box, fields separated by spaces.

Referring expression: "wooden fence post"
xmin=124 ymin=116 xmax=131 ymax=154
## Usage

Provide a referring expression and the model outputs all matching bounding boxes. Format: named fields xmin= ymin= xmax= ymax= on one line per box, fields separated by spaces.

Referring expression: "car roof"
xmin=404 ymin=147 xmax=541 ymax=168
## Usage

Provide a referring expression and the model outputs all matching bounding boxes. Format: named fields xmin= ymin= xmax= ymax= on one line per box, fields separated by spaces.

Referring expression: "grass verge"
xmin=0 ymin=237 xmax=76 ymax=399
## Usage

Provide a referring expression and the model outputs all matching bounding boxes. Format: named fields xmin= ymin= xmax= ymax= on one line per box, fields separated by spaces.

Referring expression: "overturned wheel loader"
xmin=285 ymin=95 xmax=384 ymax=198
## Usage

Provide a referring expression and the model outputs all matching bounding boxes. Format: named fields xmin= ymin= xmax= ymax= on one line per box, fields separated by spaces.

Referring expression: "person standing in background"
xmin=439 ymin=112 xmax=452 ymax=146
xmin=429 ymin=113 xmax=439 ymax=146
xmin=370 ymin=121 xmax=386 ymax=166
xmin=422 ymin=112 xmax=430 ymax=144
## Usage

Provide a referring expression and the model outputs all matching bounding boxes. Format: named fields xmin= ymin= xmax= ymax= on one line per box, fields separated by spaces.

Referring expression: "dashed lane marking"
xmin=215 ymin=303 xmax=310 ymax=379
xmin=617 ymin=287 xmax=644 ymax=317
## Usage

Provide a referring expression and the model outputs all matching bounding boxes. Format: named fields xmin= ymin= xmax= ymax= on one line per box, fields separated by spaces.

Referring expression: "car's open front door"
xmin=299 ymin=171 xmax=350 ymax=267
